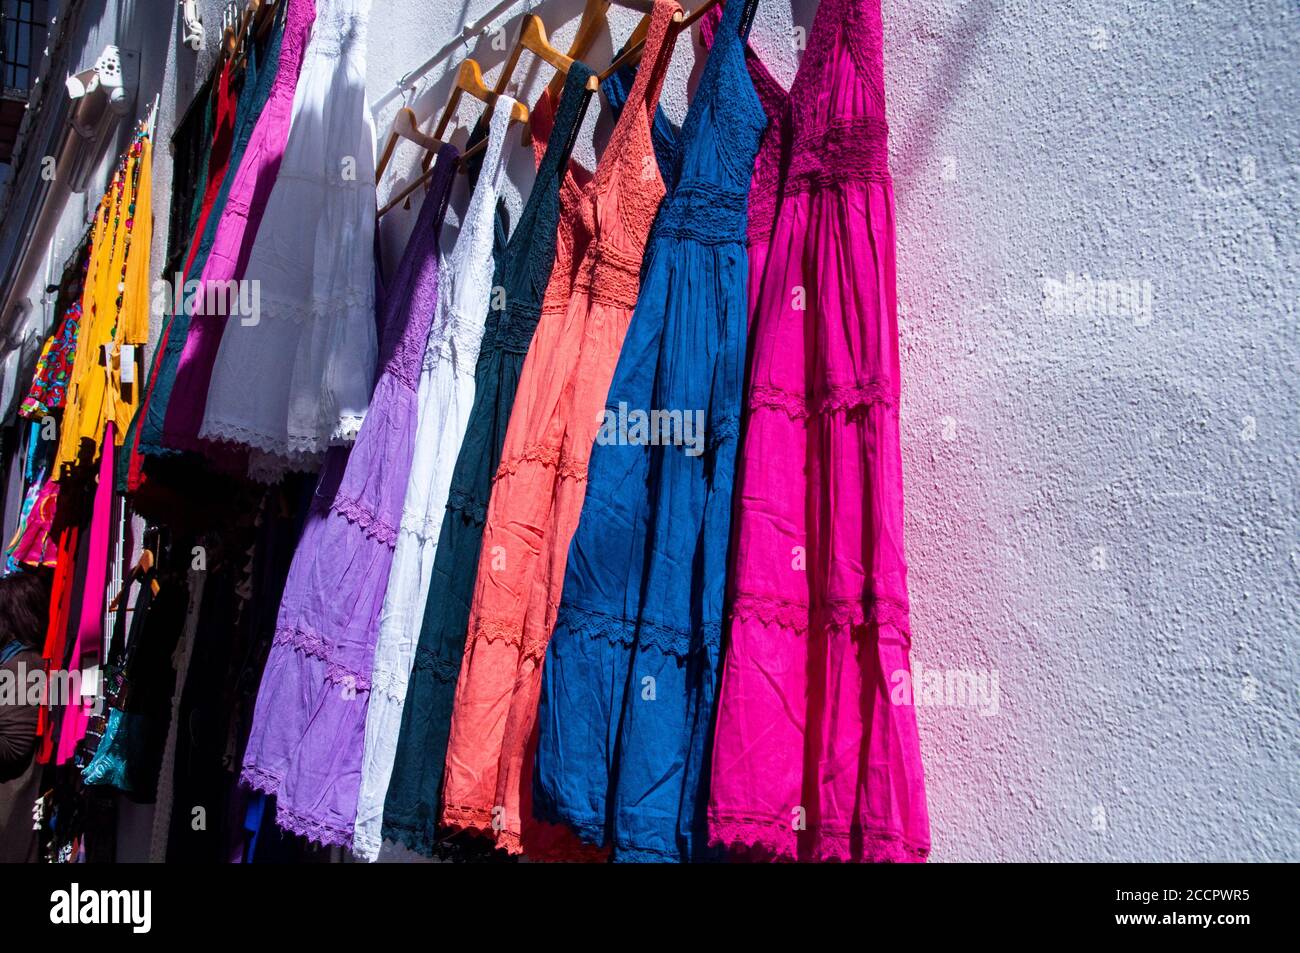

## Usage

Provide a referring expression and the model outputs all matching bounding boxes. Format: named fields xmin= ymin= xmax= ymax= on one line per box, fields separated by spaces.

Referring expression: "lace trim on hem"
xmin=199 ymin=417 xmax=326 ymax=474
xmin=380 ymin=817 xmax=524 ymax=862
xmin=240 ymin=763 xmax=282 ymax=797
xmin=494 ymin=444 xmax=588 ymax=483
xmin=530 ymin=797 xmax=606 ymax=849
xmin=730 ymin=593 xmax=911 ymax=637
xmin=351 ymin=836 xmax=381 ymax=863
xmin=445 ymin=486 xmax=488 ymax=525
xmin=411 ymin=647 xmax=462 ymax=682
xmin=397 ymin=510 xmax=446 ymax=542
xmin=465 ymin=617 xmax=547 ymax=662
xmin=367 ymin=665 xmax=409 ymax=704
xmin=274 ymin=800 xmax=354 ymax=850
xmin=329 ymin=492 xmax=399 ymax=547
xmin=556 ymin=602 xmax=721 ymax=659
xmin=379 ymin=819 xmax=439 ymax=859
xmin=708 ymin=814 xmax=929 ymax=863
xmin=272 ymin=623 xmax=371 ymax=691
xmin=748 ymin=380 xmax=899 ymax=418
xmin=439 ymin=803 xmax=520 ymax=853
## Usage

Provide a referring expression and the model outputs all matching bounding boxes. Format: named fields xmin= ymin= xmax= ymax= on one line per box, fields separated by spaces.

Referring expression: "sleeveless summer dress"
xmin=379 ymin=64 xmax=615 ymax=858
xmin=351 ymin=100 xmax=517 ymax=861
xmin=438 ymin=0 xmax=683 ymax=857
xmin=197 ymin=0 xmax=380 ymax=480
xmin=533 ymin=0 xmax=766 ymax=863
xmin=707 ymin=0 xmax=931 ymax=863
xmin=239 ymin=144 xmax=461 ymax=848
xmin=114 ymin=51 xmax=242 ymax=492
xmin=134 ymin=0 xmax=306 ymax=460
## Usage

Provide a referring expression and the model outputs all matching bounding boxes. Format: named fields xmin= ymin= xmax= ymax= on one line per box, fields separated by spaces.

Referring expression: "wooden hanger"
xmin=598 ymin=3 xmax=688 ymax=83
xmin=430 ymin=59 xmax=529 ymax=144
xmin=547 ymin=0 xmax=612 ymax=102
xmin=432 ymin=59 xmax=530 ymax=174
xmin=377 ymin=147 xmax=457 ymax=218
xmin=107 ymin=540 xmax=159 ymax=613
xmin=222 ymin=2 xmax=241 ymax=59
xmin=375 ymin=106 xmax=444 ymax=183
xmin=488 ymin=13 xmax=601 ymax=151
xmin=253 ymin=0 xmax=278 ymax=43
xmin=232 ymin=0 xmax=261 ymax=71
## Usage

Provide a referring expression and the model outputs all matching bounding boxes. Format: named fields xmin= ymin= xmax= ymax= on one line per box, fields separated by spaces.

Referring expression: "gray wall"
xmin=374 ymin=0 xmax=1297 ymax=862
xmin=5 ymin=0 xmax=1294 ymax=861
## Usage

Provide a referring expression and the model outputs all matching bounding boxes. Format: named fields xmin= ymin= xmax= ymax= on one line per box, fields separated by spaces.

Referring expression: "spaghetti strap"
xmin=624 ymin=0 xmax=682 ymax=123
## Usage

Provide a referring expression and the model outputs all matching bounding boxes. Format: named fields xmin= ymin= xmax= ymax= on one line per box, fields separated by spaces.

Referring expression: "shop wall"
xmin=369 ymin=0 xmax=1298 ymax=862
xmin=4 ymin=0 xmax=1292 ymax=862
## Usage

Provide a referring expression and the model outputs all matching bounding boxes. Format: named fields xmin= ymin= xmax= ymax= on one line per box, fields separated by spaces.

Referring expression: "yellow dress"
xmin=56 ymin=131 xmax=153 ymax=472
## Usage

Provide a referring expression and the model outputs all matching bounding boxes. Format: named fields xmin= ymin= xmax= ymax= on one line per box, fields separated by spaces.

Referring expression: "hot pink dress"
xmin=707 ymin=0 xmax=930 ymax=863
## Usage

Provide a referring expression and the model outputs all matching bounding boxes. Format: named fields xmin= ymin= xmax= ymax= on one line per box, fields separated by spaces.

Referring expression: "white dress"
xmin=199 ymin=0 xmax=378 ymax=481
xmin=351 ymin=100 xmax=515 ymax=861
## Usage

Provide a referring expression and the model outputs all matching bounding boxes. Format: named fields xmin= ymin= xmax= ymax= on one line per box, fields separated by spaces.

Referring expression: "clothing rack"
xmin=369 ymin=0 xmax=528 ymax=118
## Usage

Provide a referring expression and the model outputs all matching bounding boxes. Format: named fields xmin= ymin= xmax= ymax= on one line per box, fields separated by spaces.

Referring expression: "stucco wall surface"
xmin=363 ymin=0 xmax=1297 ymax=862
xmin=13 ymin=0 xmax=1291 ymax=861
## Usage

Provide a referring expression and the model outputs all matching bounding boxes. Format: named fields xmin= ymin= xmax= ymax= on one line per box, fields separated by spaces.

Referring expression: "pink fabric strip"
xmin=162 ymin=0 xmax=318 ymax=454
xmin=56 ymin=423 xmax=115 ymax=765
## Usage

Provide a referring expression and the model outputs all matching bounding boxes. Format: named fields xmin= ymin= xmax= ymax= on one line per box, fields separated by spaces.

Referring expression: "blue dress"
xmin=380 ymin=60 xmax=678 ymax=859
xmin=534 ymin=0 xmax=767 ymax=863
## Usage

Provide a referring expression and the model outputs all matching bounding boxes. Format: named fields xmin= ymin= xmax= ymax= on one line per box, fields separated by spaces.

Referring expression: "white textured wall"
xmin=367 ymin=0 xmax=1298 ymax=862
xmin=17 ymin=0 xmax=1278 ymax=861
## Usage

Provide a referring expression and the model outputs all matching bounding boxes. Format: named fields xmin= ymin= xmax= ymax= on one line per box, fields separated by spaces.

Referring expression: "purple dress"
xmin=240 ymin=145 xmax=459 ymax=847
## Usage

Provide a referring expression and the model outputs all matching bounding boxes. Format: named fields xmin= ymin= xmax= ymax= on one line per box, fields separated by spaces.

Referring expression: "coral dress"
xmin=438 ymin=0 xmax=683 ymax=857
xmin=533 ymin=0 xmax=766 ymax=863
xmin=380 ymin=61 xmax=672 ymax=858
xmin=707 ymin=0 xmax=930 ymax=862
xmin=373 ymin=67 xmax=597 ymax=858
xmin=239 ymin=144 xmax=461 ymax=848
xmin=351 ymin=99 xmax=517 ymax=861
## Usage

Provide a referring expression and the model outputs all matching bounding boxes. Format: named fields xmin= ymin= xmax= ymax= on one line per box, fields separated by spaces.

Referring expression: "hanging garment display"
xmin=196 ymin=0 xmax=379 ymax=479
xmin=533 ymin=0 xmax=766 ymax=863
xmin=132 ymin=7 xmax=293 ymax=465
xmin=113 ymin=60 xmax=224 ymax=493
xmin=20 ymin=289 xmax=82 ymax=419
xmin=707 ymin=0 xmax=930 ymax=863
xmin=372 ymin=66 xmax=597 ymax=860
xmin=54 ymin=425 xmax=116 ymax=763
xmin=239 ymin=142 xmax=462 ymax=849
xmin=437 ymin=0 xmax=683 ymax=858
xmin=181 ymin=60 xmax=240 ymax=281
xmin=5 ymin=477 xmax=60 ymax=569
xmin=353 ymin=101 xmax=519 ymax=860
xmin=166 ymin=0 xmax=341 ymax=467
xmin=55 ymin=126 xmax=152 ymax=474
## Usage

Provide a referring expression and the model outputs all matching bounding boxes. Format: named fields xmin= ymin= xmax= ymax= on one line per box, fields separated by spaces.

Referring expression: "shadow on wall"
xmin=889 ymin=0 xmax=1000 ymax=191
xmin=375 ymin=0 xmax=722 ymax=265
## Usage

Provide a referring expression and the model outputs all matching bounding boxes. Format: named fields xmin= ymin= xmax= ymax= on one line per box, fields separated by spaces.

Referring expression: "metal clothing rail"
xmin=369 ymin=0 xmax=528 ymax=117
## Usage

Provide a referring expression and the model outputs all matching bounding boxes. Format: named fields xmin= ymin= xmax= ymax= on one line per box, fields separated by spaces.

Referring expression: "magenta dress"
xmin=708 ymin=0 xmax=931 ymax=862
xmin=161 ymin=0 xmax=315 ymax=454
xmin=240 ymin=146 xmax=459 ymax=847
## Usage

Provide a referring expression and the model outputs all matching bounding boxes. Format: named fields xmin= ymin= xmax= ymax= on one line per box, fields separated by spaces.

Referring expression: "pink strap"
xmin=55 ymin=424 xmax=115 ymax=764
xmin=627 ymin=0 xmax=683 ymax=120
